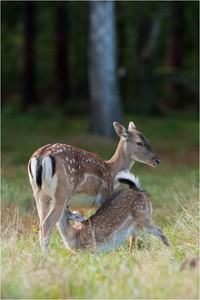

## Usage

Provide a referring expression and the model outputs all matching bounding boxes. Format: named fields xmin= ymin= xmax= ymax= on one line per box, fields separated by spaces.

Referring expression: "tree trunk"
xmin=23 ymin=1 xmax=37 ymax=109
xmin=165 ymin=1 xmax=186 ymax=109
xmin=166 ymin=2 xmax=185 ymax=69
xmin=88 ymin=1 xmax=122 ymax=138
xmin=135 ymin=5 xmax=164 ymax=114
xmin=54 ymin=1 xmax=68 ymax=106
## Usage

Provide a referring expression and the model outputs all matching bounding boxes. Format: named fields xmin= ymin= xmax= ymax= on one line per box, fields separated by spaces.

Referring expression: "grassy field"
xmin=1 ymin=109 xmax=199 ymax=299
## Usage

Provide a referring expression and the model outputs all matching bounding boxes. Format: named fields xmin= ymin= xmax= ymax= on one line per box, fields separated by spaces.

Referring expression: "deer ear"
xmin=128 ymin=121 xmax=136 ymax=130
xmin=113 ymin=122 xmax=128 ymax=138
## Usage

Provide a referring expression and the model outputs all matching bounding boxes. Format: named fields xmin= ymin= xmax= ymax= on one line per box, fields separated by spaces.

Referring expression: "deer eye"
xmin=136 ymin=142 xmax=143 ymax=147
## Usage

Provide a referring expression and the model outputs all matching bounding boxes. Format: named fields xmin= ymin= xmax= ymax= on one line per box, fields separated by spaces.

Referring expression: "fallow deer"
xmin=60 ymin=171 xmax=170 ymax=252
xmin=28 ymin=121 xmax=160 ymax=252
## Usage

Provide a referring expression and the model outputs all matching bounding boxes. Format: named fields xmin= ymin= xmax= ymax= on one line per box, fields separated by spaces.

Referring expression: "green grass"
xmin=1 ymin=109 xmax=199 ymax=299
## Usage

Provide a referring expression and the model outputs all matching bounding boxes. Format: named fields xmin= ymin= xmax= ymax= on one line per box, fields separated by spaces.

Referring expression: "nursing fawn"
xmin=60 ymin=171 xmax=170 ymax=252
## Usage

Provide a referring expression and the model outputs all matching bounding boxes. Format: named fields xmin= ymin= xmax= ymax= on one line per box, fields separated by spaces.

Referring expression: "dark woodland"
xmin=2 ymin=1 xmax=199 ymax=136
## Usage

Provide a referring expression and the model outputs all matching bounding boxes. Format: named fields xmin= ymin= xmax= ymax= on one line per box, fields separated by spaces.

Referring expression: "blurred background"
xmin=2 ymin=1 xmax=199 ymax=137
xmin=1 ymin=1 xmax=199 ymax=201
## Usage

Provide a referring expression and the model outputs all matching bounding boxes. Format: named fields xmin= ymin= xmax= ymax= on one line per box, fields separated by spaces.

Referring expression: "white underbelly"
xmin=96 ymin=216 xmax=135 ymax=252
xmin=69 ymin=193 xmax=102 ymax=210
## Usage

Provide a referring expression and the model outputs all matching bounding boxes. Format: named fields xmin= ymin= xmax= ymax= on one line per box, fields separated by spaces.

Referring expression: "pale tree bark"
xmin=88 ymin=0 xmax=122 ymax=138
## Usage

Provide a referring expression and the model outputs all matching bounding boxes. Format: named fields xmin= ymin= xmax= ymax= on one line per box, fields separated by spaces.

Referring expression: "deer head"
xmin=113 ymin=121 xmax=160 ymax=167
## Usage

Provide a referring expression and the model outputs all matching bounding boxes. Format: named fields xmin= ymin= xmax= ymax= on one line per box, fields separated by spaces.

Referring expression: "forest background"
xmin=2 ymin=1 xmax=198 ymax=128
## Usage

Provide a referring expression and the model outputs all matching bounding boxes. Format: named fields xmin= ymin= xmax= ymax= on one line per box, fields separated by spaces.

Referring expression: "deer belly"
xmin=69 ymin=193 xmax=102 ymax=210
xmin=96 ymin=217 xmax=135 ymax=252
xmin=69 ymin=173 xmax=108 ymax=210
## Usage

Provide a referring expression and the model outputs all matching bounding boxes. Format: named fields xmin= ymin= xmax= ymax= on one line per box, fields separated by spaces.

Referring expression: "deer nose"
xmin=153 ymin=156 xmax=160 ymax=165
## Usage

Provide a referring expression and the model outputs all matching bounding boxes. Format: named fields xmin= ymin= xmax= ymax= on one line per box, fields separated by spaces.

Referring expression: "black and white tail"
xmin=28 ymin=144 xmax=56 ymax=190
xmin=115 ymin=171 xmax=142 ymax=191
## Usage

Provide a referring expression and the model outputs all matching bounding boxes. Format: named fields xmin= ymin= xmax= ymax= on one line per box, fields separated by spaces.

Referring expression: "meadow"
xmin=1 ymin=108 xmax=199 ymax=299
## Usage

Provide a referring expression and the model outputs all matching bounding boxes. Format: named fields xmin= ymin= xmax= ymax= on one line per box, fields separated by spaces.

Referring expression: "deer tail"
xmin=115 ymin=171 xmax=142 ymax=191
xmin=28 ymin=154 xmax=56 ymax=190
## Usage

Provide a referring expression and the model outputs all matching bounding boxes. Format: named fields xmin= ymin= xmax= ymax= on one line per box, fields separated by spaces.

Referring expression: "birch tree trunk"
xmin=88 ymin=1 xmax=122 ymax=138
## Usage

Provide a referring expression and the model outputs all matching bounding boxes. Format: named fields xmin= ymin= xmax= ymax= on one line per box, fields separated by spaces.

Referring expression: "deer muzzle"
xmin=148 ymin=156 xmax=160 ymax=167
xmin=152 ymin=156 xmax=160 ymax=166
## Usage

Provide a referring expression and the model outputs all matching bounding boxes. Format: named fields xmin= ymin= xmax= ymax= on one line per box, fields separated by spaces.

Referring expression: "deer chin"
xmin=148 ymin=162 xmax=157 ymax=167
xmin=147 ymin=160 xmax=159 ymax=167
xmin=133 ymin=158 xmax=157 ymax=167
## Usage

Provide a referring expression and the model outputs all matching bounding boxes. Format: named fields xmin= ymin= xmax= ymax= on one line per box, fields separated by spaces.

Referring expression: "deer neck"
xmin=106 ymin=138 xmax=134 ymax=178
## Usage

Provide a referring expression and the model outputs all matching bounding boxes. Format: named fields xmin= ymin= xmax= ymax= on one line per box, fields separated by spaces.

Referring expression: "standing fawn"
xmin=60 ymin=171 xmax=170 ymax=252
xmin=28 ymin=121 xmax=160 ymax=252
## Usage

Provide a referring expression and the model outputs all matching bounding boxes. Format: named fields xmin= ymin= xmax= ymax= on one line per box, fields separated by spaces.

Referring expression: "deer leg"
xmin=144 ymin=220 xmax=170 ymax=246
xmin=129 ymin=235 xmax=137 ymax=252
xmin=149 ymin=225 xmax=170 ymax=246
xmin=41 ymin=201 xmax=67 ymax=253
xmin=56 ymin=210 xmax=83 ymax=249
xmin=56 ymin=209 xmax=82 ymax=250
xmin=41 ymin=184 xmax=72 ymax=253
xmin=34 ymin=193 xmax=50 ymax=250
xmin=56 ymin=210 xmax=71 ymax=249
xmin=57 ymin=219 xmax=69 ymax=249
